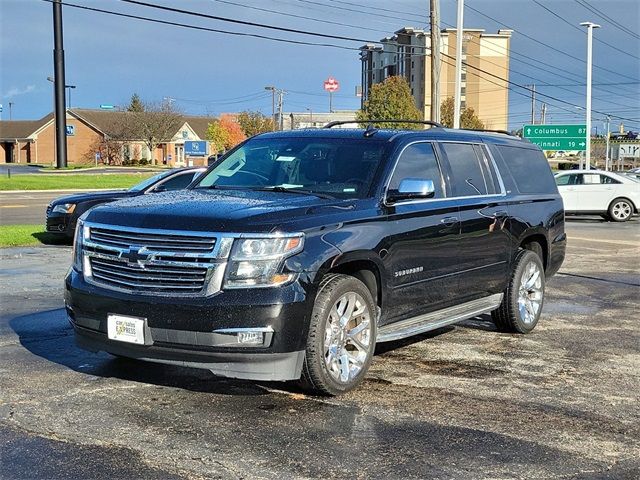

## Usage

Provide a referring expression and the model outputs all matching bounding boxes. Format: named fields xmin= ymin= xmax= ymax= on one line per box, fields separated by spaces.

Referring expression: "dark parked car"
xmin=65 ymin=122 xmax=566 ymax=395
xmin=46 ymin=167 xmax=205 ymax=239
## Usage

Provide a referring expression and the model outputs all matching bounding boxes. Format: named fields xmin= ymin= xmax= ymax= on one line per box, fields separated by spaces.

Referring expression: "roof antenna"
xmin=364 ymin=123 xmax=378 ymax=137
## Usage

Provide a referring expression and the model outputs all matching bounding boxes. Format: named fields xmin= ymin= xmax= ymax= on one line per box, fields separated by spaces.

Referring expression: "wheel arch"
xmin=315 ymin=253 xmax=386 ymax=309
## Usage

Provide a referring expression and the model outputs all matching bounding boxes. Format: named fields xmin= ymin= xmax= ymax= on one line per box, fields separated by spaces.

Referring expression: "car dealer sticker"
xmin=107 ymin=314 xmax=145 ymax=345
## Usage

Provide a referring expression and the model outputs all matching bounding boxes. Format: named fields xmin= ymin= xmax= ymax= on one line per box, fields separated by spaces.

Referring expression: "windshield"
xmin=128 ymin=170 xmax=174 ymax=192
xmin=194 ymin=137 xmax=387 ymax=199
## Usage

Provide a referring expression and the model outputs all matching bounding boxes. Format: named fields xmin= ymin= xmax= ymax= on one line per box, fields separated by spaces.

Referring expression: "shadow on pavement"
xmin=8 ymin=307 xmax=270 ymax=396
xmin=32 ymin=232 xmax=71 ymax=246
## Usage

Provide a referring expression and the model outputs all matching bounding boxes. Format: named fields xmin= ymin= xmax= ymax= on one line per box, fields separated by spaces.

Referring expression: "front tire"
xmin=492 ymin=250 xmax=545 ymax=334
xmin=301 ymin=274 xmax=377 ymax=396
xmin=608 ymin=198 xmax=633 ymax=222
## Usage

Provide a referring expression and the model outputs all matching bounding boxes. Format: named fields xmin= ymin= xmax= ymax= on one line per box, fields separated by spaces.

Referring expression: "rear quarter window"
xmin=496 ymin=145 xmax=557 ymax=194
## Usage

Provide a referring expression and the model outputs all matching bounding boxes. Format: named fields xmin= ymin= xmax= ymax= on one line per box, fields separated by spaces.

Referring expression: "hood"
xmin=51 ymin=190 xmax=133 ymax=205
xmin=85 ymin=188 xmax=354 ymax=233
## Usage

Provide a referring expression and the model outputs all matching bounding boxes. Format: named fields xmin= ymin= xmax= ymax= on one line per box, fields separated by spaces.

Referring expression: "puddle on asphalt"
xmin=544 ymin=300 xmax=598 ymax=315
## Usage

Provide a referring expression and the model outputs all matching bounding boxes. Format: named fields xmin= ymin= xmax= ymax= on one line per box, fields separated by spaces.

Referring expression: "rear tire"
xmin=608 ymin=198 xmax=633 ymax=222
xmin=300 ymin=274 xmax=377 ymax=396
xmin=492 ymin=249 xmax=545 ymax=334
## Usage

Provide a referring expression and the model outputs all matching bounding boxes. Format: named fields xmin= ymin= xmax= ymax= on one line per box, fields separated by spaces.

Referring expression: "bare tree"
xmin=124 ymin=100 xmax=183 ymax=165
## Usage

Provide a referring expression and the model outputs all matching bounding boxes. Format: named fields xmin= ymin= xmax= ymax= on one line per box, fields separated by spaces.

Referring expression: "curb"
xmin=0 ymin=188 xmax=126 ymax=193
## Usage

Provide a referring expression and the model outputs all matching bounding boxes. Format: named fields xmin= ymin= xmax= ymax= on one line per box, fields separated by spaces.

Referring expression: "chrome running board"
xmin=376 ymin=293 xmax=503 ymax=343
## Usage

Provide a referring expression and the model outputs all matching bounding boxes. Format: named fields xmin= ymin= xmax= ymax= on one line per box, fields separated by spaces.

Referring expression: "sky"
xmin=1 ymin=0 xmax=639 ymax=131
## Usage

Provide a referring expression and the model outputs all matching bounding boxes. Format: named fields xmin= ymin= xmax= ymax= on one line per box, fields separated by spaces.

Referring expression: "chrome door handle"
xmin=441 ymin=216 xmax=459 ymax=226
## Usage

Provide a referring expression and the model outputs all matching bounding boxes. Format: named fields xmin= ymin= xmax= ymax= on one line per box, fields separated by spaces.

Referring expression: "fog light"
xmin=237 ymin=331 xmax=264 ymax=345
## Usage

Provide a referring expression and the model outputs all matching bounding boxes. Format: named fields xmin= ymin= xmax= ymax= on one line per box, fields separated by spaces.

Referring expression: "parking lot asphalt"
xmin=0 ymin=220 xmax=638 ymax=479
xmin=0 ymin=191 xmax=98 ymax=226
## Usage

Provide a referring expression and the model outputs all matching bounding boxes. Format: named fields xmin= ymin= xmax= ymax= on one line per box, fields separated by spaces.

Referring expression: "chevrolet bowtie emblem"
xmin=121 ymin=247 xmax=151 ymax=267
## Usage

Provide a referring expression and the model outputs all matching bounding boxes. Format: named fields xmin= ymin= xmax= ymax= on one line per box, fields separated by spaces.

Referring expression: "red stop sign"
xmin=323 ymin=77 xmax=340 ymax=93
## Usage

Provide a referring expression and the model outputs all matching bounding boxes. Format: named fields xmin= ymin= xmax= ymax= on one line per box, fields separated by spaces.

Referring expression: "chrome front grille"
xmin=89 ymin=257 xmax=209 ymax=293
xmin=90 ymin=226 xmax=216 ymax=253
xmin=83 ymin=223 xmax=226 ymax=296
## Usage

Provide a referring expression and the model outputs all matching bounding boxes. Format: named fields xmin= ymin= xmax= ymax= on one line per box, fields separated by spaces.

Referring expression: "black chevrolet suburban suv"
xmin=65 ymin=122 xmax=566 ymax=395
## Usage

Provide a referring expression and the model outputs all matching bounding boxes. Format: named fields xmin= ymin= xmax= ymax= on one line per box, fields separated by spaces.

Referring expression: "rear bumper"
xmin=547 ymin=232 xmax=566 ymax=277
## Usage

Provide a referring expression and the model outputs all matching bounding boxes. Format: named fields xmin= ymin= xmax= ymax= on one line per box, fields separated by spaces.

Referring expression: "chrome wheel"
xmin=518 ymin=261 xmax=543 ymax=325
xmin=611 ymin=201 xmax=632 ymax=221
xmin=323 ymin=292 xmax=372 ymax=384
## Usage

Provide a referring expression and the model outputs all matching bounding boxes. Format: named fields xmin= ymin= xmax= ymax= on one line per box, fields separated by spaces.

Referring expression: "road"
xmin=0 ymin=165 xmax=164 ymax=175
xmin=0 ymin=222 xmax=639 ymax=479
xmin=2 ymin=188 xmax=640 ymax=228
xmin=0 ymin=190 xmax=123 ymax=226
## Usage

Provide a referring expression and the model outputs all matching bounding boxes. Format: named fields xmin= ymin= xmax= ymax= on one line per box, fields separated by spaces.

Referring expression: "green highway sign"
xmin=523 ymin=124 xmax=587 ymax=151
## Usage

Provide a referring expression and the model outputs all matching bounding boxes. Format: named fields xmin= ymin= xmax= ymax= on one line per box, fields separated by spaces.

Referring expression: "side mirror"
xmin=387 ymin=178 xmax=435 ymax=203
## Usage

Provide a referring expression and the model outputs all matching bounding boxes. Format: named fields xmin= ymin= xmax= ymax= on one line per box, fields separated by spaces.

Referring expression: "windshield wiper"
xmin=251 ymin=186 xmax=335 ymax=199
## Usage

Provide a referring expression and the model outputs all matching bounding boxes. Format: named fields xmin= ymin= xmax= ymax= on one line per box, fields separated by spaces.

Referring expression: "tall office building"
xmin=360 ymin=27 xmax=512 ymax=130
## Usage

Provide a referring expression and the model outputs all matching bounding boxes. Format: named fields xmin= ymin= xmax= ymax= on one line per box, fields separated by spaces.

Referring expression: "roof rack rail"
xmin=467 ymin=128 xmax=519 ymax=137
xmin=323 ymin=120 xmax=444 ymax=129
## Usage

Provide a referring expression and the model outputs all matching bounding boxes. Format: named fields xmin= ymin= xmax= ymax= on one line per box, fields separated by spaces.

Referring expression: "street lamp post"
xmin=66 ymin=85 xmax=76 ymax=109
xmin=580 ymin=21 xmax=600 ymax=171
xmin=453 ymin=0 xmax=465 ymax=129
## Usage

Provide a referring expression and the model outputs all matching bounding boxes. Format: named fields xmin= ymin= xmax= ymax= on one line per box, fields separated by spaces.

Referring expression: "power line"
xmin=44 ymin=0 xmax=360 ymax=51
xmin=464 ymin=1 xmax=640 ymax=82
xmin=52 ymin=0 xmax=637 ymax=124
xmin=530 ymin=0 xmax=640 ymax=58
xmin=208 ymin=0 xmax=388 ymax=34
xmin=119 ymin=0 xmax=370 ymax=44
xmin=574 ymin=0 xmax=640 ymax=41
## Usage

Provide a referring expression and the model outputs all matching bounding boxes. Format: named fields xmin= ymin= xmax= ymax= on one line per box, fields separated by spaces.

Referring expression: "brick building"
xmin=0 ymin=109 xmax=216 ymax=166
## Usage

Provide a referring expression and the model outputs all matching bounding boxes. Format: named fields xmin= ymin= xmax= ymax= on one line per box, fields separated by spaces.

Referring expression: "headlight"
xmin=72 ymin=219 xmax=89 ymax=271
xmin=224 ymin=235 xmax=303 ymax=288
xmin=52 ymin=203 xmax=76 ymax=214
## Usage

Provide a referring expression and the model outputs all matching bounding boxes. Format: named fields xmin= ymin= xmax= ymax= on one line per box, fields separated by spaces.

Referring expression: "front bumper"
xmin=65 ymin=268 xmax=315 ymax=381
xmin=46 ymin=212 xmax=74 ymax=235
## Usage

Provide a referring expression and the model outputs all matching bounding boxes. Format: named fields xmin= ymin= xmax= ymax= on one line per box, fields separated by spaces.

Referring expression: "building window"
xmin=411 ymin=88 xmax=414 ymax=95
xmin=373 ymin=61 xmax=376 ymax=68
xmin=411 ymin=61 xmax=415 ymax=68
xmin=411 ymin=74 xmax=414 ymax=82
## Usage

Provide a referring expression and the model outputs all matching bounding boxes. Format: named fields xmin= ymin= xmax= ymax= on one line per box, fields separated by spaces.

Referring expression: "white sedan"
xmin=554 ymin=170 xmax=640 ymax=222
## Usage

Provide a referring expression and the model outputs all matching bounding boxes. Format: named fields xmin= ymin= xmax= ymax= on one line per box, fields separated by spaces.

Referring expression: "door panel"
xmin=455 ymin=198 xmax=510 ymax=300
xmin=576 ymin=174 xmax=613 ymax=211
xmin=382 ymin=200 xmax=461 ymax=322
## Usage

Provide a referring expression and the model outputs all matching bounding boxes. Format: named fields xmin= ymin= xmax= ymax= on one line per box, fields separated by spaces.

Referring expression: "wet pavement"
xmin=0 ymin=219 xmax=638 ymax=479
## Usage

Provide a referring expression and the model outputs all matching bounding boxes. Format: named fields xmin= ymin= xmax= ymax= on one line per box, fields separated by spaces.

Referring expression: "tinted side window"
xmin=497 ymin=146 xmax=557 ymax=194
xmin=158 ymin=172 xmax=198 ymax=191
xmin=442 ymin=143 xmax=488 ymax=196
xmin=389 ymin=143 xmax=444 ymax=198
xmin=601 ymin=174 xmax=621 ymax=184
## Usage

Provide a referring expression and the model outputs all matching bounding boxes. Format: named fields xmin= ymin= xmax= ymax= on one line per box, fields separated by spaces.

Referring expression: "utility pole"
xmin=277 ymin=89 xmax=285 ymax=131
xmin=526 ymin=84 xmax=536 ymax=124
xmin=430 ymin=0 xmax=441 ymax=123
xmin=540 ymin=103 xmax=547 ymax=124
xmin=580 ymin=21 xmax=600 ymax=171
xmin=264 ymin=86 xmax=276 ymax=130
xmin=52 ymin=0 xmax=68 ymax=168
xmin=605 ymin=115 xmax=611 ymax=171
xmin=453 ymin=0 xmax=464 ymax=129
xmin=8 ymin=102 xmax=13 ymax=120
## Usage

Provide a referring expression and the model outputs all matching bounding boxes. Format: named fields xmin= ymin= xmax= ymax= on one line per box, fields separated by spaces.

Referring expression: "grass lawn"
xmin=0 ymin=173 xmax=155 ymax=191
xmin=0 ymin=225 xmax=69 ymax=248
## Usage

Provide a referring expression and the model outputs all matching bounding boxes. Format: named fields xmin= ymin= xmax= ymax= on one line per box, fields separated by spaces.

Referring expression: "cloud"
xmin=3 ymin=85 xmax=36 ymax=99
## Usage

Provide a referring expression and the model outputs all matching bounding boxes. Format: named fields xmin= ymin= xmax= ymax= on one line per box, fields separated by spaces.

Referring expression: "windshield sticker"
xmin=276 ymin=156 xmax=297 ymax=162
xmin=343 ymin=188 xmax=356 ymax=192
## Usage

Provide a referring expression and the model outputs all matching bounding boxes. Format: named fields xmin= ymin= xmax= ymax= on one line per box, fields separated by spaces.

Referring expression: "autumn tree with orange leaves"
xmin=207 ymin=115 xmax=247 ymax=154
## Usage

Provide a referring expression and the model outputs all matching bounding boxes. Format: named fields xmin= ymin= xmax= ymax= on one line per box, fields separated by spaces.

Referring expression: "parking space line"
xmin=568 ymin=236 xmax=639 ymax=247
xmin=0 ymin=205 xmax=28 ymax=208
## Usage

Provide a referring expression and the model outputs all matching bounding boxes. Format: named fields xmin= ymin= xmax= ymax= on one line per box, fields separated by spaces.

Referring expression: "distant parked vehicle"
xmin=554 ymin=170 xmax=640 ymax=222
xmin=46 ymin=167 xmax=206 ymax=240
